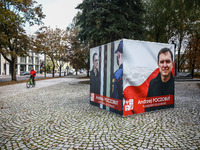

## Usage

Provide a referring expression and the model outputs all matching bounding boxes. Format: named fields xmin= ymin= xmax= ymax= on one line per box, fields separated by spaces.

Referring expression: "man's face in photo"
xmin=158 ymin=51 xmax=173 ymax=79
xmin=93 ymin=55 xmax=99 ymax=69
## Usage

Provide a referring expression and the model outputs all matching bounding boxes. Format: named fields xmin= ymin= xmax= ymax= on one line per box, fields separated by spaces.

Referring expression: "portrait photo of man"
xmin=90 ymin=53 xmax=100 ymax=95
xmin=147 ymin=48 xmax=174 ymax=98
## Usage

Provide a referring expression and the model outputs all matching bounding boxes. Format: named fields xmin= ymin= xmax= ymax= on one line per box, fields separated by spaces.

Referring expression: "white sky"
xmin=26 ymin=0 xmax=83 ymax=34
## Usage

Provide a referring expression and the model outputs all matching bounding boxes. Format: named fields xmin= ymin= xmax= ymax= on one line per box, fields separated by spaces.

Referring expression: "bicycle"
xmin=26 ymin=77 xmax=36 ymax=88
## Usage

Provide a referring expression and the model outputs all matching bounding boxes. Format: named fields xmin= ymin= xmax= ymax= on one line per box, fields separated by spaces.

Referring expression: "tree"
xmin=0 ymin=0 xmax=45 ymax=81
xmin=74 ymin=0 xmax=145 ymax=77
xmin=50 ymin=28 xmax=68 ymax=77
xmin=76 ymin=0 xmax=145 ymax=47
xmin=66 ymin=16 xmax=90 ymax=76
xmin=170 ymin=0 xmax=200 ymax=72
xmin=34 ymin=27 xmax=68 ymax=77
xmin=144 ymin=0 xmax=200 ymax=72
xmin=184 ymin=0 xmax=200 ymax=76
xmin=144 ymin=0 xmax=172 ymax=43
xmin=67 ymin=25 xmax=89 ymax=76
xmin=185 ymin=32 xmax=200 ymax=77
xmin=54 ymin=33 xmax=68 ymax=77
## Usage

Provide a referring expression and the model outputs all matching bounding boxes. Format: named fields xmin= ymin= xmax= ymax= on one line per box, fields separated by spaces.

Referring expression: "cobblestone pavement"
xmin=0 ymin=80 xmax=200 ymax=150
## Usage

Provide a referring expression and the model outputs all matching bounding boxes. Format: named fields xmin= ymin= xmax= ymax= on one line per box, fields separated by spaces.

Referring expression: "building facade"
xmin=0 ymin=51 xmax=41 ymax=75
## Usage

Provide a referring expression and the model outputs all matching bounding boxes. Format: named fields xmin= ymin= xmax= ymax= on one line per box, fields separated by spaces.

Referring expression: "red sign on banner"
xmin=123 ymin=95 xmax=174 ymax=116
xmin=90 ymin=93 xmax=122 ymax=111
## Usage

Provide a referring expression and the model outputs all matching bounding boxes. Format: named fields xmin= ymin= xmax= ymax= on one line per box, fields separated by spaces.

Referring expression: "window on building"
xmin=35 ymin=57 xmax=39 ymax=64
xmin=35 ymin=65 xmax=38 ymax=72
xmin=29 ymin=65 xmax=33 ymax=70
xmin=20 ymin=65 xmax=26 ymax=72
xmin=29 ymin=57 xmax=33 ymax=64
xmin=20 ymin=57 xmax=26 ymax=63
xmin=29 ymin=51 xmax=33 ymax=56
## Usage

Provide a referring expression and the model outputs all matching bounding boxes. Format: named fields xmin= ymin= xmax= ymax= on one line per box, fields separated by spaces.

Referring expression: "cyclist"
xmin=30 ymin=68 xmax=36 ymax=85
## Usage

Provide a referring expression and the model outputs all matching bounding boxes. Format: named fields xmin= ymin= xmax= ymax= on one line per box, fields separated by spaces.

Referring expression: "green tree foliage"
xmin=144 ymin=0 xmax=200 ymax=73
xmin=170 ymin=0 xmax=200 ymax=72
xmin=182 ymin=0 xmax=200 ymax=76
xmin=76 ymin=0 xmax=145 ymax=47
xmin=45 ymin=58 xmax=54 ymax=73
xmin=144 ymin=0 xmax=171 ymax=43
xmin=66 ymin=24 xmax=89 ymax=76
xmin=184 ymin=30 xmax=200 ymax=77
xmin=0 ymin=0 xmax=45 ymax=81
xmin=34 ymin=27 xmax=68 ymax=77
xmin=53 ymin=29 xmax=68 ymax=77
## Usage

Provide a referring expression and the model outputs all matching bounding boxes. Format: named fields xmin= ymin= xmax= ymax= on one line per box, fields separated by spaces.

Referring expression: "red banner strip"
xmin=123 ymin=95 xmax=174 ymax=116
xmin=90 ymin=93 xmax=122 ymax=111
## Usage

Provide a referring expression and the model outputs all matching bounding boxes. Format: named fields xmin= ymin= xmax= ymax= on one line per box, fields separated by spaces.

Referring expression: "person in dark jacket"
xmin=146 ymin=48 xmax=174 ymax=112
xmin=90 ymin=53 xmax=100 ymax=94
xmin=111 ymin=40 xmax=123 ymax=100
xmin=147 ymin=72 xmax=174 ymax=97
xmin=147 ymin=48 xmax=174 ymax=97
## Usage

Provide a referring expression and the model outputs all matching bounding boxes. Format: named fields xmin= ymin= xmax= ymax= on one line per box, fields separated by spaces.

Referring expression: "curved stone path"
xmin=0 ymin=79 xmax=200 ymax=149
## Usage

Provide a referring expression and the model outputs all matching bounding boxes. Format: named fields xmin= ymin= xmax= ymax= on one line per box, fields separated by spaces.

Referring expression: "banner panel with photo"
xmin=123 ymin=39 xmax=175 ymax=116
xmin=90 ymin=39 xmax=175 ymax=116
xmin=90 ymin=40 xmax=123 ymax=115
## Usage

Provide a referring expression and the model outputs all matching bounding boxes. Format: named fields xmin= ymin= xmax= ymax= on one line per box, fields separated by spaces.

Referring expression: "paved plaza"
xmin=0 ymin=77 xmax=200 ymax=149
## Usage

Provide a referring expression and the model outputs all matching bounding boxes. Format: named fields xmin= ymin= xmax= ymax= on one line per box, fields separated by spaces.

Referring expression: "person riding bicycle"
xmin=30 ymin=68 xmax=36 ymax=85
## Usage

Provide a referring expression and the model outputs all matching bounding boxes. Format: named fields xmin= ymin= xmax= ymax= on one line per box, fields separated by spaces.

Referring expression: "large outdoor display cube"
xmin=90 ymin=39 xmax=175 ymax=116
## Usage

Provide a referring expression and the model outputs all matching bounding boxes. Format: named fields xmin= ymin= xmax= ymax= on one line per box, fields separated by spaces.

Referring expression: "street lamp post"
xmin=172 ymin=41 xmax=177 ymax=76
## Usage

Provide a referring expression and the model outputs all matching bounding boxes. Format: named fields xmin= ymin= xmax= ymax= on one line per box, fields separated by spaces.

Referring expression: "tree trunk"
xmin=86 ymin=58 xmax=90 ymax=77
xmin=50 ymin=57 xmax=55 ymax=77
xmin=191 ymin=64 xmax=195 ymax=78
xmin=44 ymin=53 xmax=46 ymax=78
xmin=191 ymin=36 xmax=199 ymax=78
xmin=59 ymin=65 xmax=61 ymax=77
xmin=87 ymin=69 xmax=89 ymax=77
xmin=177 ymin=36 xmax=183 ymax=72
xmin=11 ymin=57 xmax=17 ymax=81
xmin=52 ymin=62 xmax=55 ymax=77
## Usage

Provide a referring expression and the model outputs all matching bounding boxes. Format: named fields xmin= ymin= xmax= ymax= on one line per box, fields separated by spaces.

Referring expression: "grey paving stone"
xmin=0 ymin=81 xmax=199 ymax=149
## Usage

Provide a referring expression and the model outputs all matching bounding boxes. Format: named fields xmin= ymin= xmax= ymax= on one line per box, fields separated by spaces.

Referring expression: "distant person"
xmin=147 ymin=48 xmax=174 ymax=98
xmin=30 ymin=68 xmax=36 ymax=85
xmin=90 ymin=53 xmax=100 ymax=94
xmin=112 ymin=40 xmax=123 ymax=100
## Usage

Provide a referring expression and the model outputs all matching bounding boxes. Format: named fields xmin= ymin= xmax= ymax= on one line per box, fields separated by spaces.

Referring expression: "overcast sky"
xmin=26 ymin=0 xmax=83 ymax=34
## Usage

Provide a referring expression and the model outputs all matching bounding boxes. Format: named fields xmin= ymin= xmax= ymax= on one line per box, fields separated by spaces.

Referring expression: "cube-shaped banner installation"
xmin=90 ymin=39 xmax=175 ymax=116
